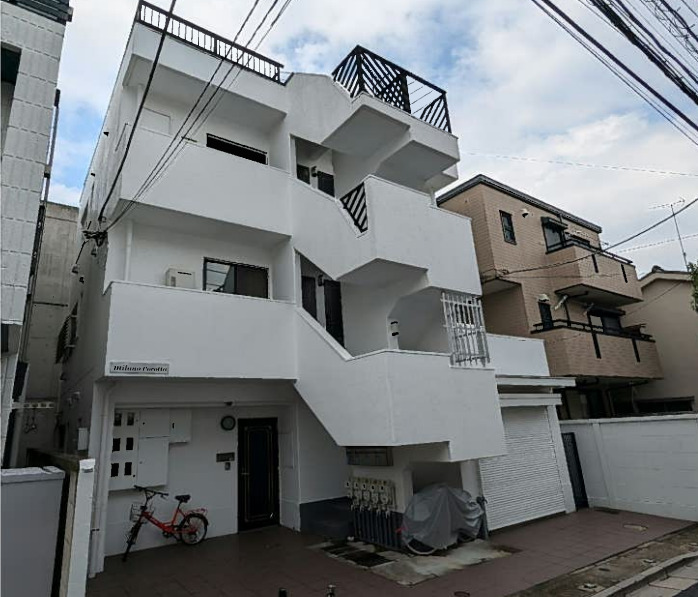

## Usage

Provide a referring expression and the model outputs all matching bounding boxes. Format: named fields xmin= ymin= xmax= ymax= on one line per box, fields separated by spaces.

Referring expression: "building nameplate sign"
xmin=109 ymin=362 xmax=170 ymax=376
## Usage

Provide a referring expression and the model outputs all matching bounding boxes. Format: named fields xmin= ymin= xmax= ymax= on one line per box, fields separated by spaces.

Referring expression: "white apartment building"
xmin=64 ymin=2 xmax=576 ymax=575
xmin=1 ymin=0 xmax=71 ymax=460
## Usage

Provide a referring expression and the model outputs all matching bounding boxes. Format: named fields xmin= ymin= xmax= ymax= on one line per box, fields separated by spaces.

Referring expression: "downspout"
xmin=124 ymin=219 xmax=133 ymax=281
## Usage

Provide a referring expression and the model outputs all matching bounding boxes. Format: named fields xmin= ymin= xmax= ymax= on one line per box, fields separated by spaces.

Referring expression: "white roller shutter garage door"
xmin=480 ymin=407 xmax=566 ymax=530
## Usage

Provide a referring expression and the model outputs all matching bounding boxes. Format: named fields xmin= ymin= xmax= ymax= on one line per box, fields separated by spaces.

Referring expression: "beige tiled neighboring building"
xmin=623 ymin=267 xmax=697 ymax=413
xmin=438 ymin=175 xmax=662 ymax=418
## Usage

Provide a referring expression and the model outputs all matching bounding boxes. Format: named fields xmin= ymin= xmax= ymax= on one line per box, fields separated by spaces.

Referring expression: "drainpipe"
xmin=124 ymin=219 xmax=133 ymax=281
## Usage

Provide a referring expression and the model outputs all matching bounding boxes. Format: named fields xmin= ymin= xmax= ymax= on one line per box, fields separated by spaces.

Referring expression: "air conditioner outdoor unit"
xmin=166 ymin=268 xmax=196 ymax=289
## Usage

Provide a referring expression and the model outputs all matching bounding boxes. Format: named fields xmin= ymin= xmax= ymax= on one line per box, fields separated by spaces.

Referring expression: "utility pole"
xmin=650 ymin=199 xmax=689 ymax=270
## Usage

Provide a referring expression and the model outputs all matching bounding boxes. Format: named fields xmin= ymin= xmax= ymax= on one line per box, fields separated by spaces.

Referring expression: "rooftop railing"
xmin=332 ymin=46 xmax=452 ymax=133
xmin=135 ymin=0 xmax=283 ymax=84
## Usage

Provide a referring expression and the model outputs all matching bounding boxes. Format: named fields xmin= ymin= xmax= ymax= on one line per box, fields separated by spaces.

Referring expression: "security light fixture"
xmin=71 ymin=264 xmax=79 ymax=274
xmin=538 ymin=294 xmax=550 ymax=303
xmin=521 ymin=208 xmax=530 ymax=218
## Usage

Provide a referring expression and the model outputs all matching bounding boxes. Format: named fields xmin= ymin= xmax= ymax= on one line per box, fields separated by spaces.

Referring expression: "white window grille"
xmin=441 ymin=291 xmax=489 ymax=366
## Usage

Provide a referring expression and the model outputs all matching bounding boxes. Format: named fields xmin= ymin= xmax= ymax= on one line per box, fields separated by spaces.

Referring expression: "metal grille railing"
xmin=135 ymin=1 xmax=283 ymax=83
xmin=55 ymin=305 xmax=77 ymax=363
xmin=332 ymin=46 xmax=451 ymax=132
xmin=339 ymin=182 xmax=368 ymax=233
xmin=442 ymin=292 xmax=489 ymax=366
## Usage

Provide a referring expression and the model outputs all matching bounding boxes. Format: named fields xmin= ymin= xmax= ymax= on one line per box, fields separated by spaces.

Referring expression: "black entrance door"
xmin=562 ymin=432 xmax=589 ymax=509
xmin=323 ymin=280 xmax=344 ymax=346
xmin=238 ymin=418 xmax=279 ymax=531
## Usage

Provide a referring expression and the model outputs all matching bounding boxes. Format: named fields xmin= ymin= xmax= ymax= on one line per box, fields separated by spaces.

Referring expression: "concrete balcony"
xmin=534 ymin=323 xmax=662 ymax=381
xmin=547 ymin=241 xmax=642 ymax=307
xmin=104 ymin=281 xmax=296 ymax=379
xmin=295 ymin=310 xmax=506 ymax=462
xmin=120 ymin=128 xmax=291 ymax=237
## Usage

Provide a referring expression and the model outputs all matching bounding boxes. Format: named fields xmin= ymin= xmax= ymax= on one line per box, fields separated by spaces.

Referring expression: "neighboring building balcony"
xmin=546 ymin=239 xmax=642 ymax=306
xmin=532 ymin=319 xmax=662 ymax=380
xmin=104 ymin=281 xmax=296 ymax=380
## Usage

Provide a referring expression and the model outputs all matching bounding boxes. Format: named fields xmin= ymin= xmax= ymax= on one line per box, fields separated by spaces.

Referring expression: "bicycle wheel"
xmin=404 ymin=538 xmax=437 ymax=556
xmin=178 ymin=513 xmax=208 ymax=545
xmin=122 ymin=520 xmax=143 ymax=561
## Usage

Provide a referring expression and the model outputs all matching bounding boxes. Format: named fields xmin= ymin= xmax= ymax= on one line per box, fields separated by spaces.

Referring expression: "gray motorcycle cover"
xmin=401 ymin=483 xmax=483 ymax=550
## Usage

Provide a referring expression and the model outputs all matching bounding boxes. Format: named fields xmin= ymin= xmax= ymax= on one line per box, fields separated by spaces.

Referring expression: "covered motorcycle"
xmin=401 ymin=483 xmax=484 ymax=553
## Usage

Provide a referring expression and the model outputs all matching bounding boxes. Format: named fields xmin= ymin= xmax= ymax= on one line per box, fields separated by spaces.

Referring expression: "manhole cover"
xmin=579 ymin=583 xmax=604 ymax=593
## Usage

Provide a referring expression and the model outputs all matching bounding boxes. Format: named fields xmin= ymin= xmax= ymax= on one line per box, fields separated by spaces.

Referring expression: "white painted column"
xmin=63 ymin=459 xmax=95 ymax=597
xmin=460 ymin=459 xmax=483 ymax=497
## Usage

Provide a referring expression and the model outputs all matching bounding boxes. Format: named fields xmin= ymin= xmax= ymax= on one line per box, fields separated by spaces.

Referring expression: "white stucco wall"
xmin=562 ymin=416 xmax=698 ymax=521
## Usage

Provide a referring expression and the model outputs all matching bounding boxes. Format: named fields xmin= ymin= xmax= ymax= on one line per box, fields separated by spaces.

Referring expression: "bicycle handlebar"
xmin=134 ymin=485 xmax=168 ymax=497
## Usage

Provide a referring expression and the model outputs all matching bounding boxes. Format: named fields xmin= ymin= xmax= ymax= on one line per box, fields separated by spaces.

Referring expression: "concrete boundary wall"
xmin=561 ymin=415 xmax=698 ymax=521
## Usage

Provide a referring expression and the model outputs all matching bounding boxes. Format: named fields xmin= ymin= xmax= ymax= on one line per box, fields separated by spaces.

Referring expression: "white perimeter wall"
xmin=562 ymin=415 xmax=698 ymax=521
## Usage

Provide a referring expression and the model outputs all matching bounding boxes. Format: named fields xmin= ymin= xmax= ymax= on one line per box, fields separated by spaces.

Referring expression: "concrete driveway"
xmin=88 ymin=509 xmax=691 ymax=597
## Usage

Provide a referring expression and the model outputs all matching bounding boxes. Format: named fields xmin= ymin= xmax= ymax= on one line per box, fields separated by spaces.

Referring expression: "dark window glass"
xmin=206 ymin=134 xmax=267 ymax=165
xmin=538 ymin=301 xmax=554 ymax=330
xmin=590 ymin=309 xmax=622 ymax=334
xmin=126 ymin=412 xmax=135 ymax=426
xmin=1 ymin=48 xmax=20 ymax=85
xmin=317 ymin=171 xmax=335 ymax=197
xmin=124 ymin=462 xmax=132 ymax=476
xmin=110 ymin=463 xmax=119 ymax=478
xmin=301 ymin=276 xmax=317 ymax=318
xmin=112 ymin=438 xmax=121 ymax=452
xmin=297 ymin=164 xmax=310 ymax=184
xmin=126 ymin=437 xmax=134 ymax=451
xmin=114 ymin=412 xmax=122 ymax=427
xmin=543 ymin=223 xmax=565 ymax=250
xmin=499 ymin=211 xmax=516 ymax=244
xmin=204 ymin=259 xmax=269 ymax=299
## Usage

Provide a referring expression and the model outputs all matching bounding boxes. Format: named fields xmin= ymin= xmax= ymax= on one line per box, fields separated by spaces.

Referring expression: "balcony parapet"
xmin=332 ymin=45 xmax=451 ymax=133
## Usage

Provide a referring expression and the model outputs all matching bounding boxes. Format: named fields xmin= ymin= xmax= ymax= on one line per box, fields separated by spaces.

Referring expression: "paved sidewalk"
xmin=630 ymin=560 xmax=698 ymax=597
xmin=88 ymin=509 xmax=691 ymax=597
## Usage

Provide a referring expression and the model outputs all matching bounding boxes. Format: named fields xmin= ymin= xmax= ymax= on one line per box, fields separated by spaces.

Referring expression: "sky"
xmin=52 ymin=0 xmax=698 ymax=275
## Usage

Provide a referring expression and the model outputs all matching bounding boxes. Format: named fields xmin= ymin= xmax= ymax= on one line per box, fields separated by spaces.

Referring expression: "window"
xmin=499 ymin=211 xmax=516 ymax=244
xmin=206 ymin=134 xmax=267 ymax=165
xmin=538 ymin=301 xmax=554 ymax=330
xmin=296 ymin=164 xmax=310 ymax=184
xmin=204 ymin=258 xmax=269 ymax=298
xmin=542 ymin=220 xmax=566 ymax=251
xmin=316 ymin=171 xmax=335 ymax=197
xmin=589 ymin=309 xmax=622 ymax=334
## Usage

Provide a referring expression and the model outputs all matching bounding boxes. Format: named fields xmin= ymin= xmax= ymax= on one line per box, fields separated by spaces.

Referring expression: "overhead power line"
xmin=530 ymin=0 xmax=698 ymax=145
xmin=461 ymin=150 xmax=698 ymax=177
xmin=94 ymin=0 xmax=177 ymax=225
xmin=617 ymin=231 xmax=698 ymax=252
xmin=105 ymin=0 xmax=295 ymax=233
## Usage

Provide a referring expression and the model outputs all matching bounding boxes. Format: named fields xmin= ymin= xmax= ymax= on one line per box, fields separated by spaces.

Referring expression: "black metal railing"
xmin=339 ymin=182 xmax=368 ymax=233
xmin=532 ymin=318 xmax=653 ymax=341
xmin=4 ymin=0 xmax=72 ymax=24
xmin=135 ymin=1 xmax=283 ymax=83
xmin=546 ymin=236 xmax=633 ymax=266
xmin=332 ymin=46 xmax=451 ymax=133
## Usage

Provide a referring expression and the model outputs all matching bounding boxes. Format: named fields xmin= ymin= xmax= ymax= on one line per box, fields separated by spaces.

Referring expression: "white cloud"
xmin=54 ymin=0 xmax=698 ymax=275
xmin=50 ymin=182 xmax=82 ymax=207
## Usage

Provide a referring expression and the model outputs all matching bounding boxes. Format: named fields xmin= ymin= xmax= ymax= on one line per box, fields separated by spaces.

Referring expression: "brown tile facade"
xmin=439 ymin=178 xmax=662 ymax=385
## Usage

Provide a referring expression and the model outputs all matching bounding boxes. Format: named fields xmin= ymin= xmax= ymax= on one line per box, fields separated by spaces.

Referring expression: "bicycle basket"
xmin=130 ymin=503 xmax=152 ymax=522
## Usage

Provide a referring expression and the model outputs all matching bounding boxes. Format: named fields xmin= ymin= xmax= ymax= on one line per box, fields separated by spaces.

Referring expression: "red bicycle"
xmin=122 ymin=485 xmax=209 ymax=561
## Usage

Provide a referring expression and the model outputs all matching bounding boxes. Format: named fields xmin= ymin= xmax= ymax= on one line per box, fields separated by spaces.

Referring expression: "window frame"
xmin=203 ymin=257 xmax=269 ymax=299
xmin=205 ymin=134 xmax=267 ymax=165
xmin=499 ymin=210 xmax=516 ymax=244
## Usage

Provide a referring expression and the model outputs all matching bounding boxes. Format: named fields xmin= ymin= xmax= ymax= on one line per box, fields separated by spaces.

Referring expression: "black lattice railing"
xmin=339 ymin=182 xmax=368 ymax=233
xmin=135 ymin=1 xmax=283 ymax=83
xmin=332 ymin=46 xmax=451 ymax=133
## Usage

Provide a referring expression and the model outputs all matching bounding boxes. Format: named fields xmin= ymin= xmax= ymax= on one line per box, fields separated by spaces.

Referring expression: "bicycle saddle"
xmin=175 ymin=494 xmax=191 ymax=503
